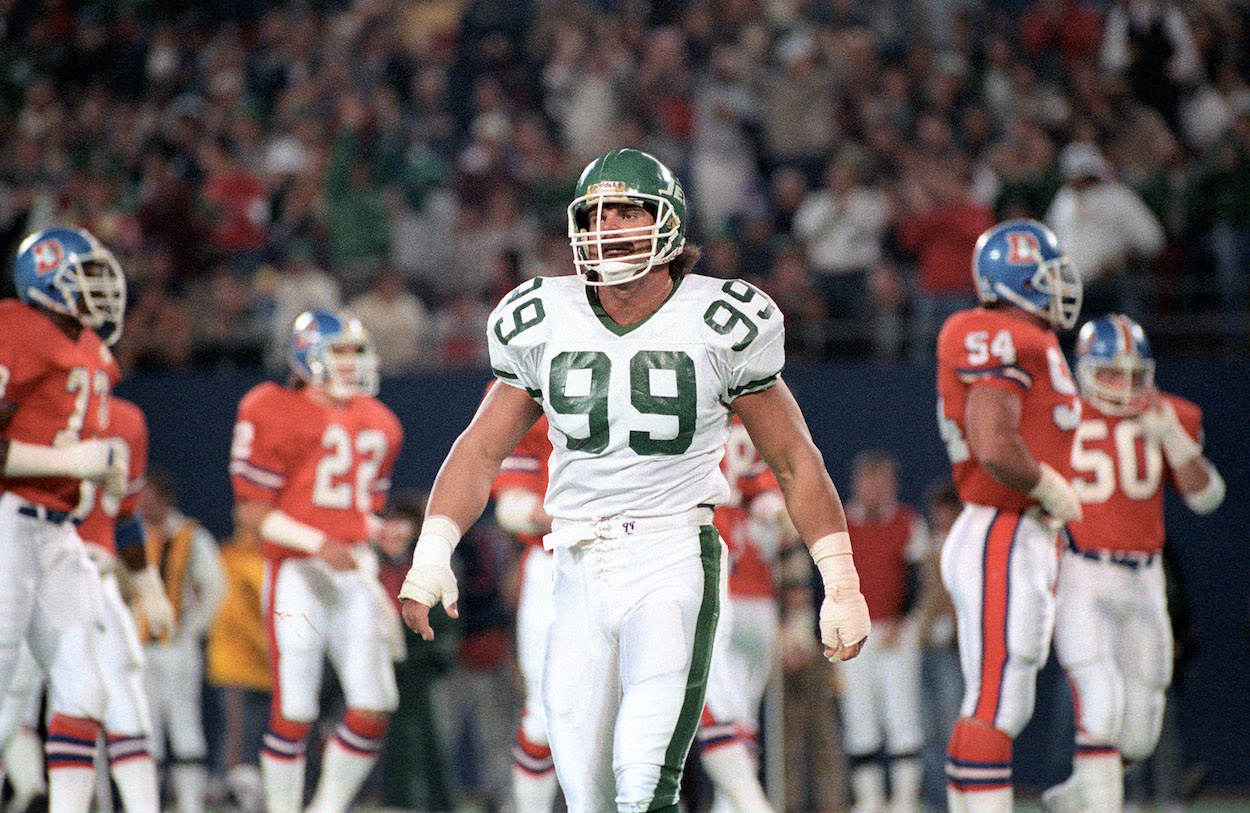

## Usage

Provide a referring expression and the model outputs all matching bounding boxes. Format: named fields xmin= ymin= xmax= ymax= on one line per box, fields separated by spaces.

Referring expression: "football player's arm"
xmin=400 ymin=381 xmax=542 ymax=640
xmin=1141 ymin=399 xmax=1225 ymax=514
xmin=233 ymin=499 xmax=356 ymax=570
xmin=732 ymin=381 xmax=869 ymax=662
xmin=964 ymin=383 xmax=1080 ymax=522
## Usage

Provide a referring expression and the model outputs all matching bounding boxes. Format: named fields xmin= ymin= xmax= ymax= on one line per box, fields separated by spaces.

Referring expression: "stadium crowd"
xmin=0 ymin=0 xmax=1247 ymax=374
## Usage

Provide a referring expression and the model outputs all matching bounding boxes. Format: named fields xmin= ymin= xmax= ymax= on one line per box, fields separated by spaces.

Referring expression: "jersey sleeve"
xmin=230 ymin=387 xmax=289 ymax=506
xmin=487 ymin=277 xmax=548 ymax=398
xmin=939 ymin=312 xmax=1038 ymax=394
xmin=716 ymin=280 xmax=785 ymax=399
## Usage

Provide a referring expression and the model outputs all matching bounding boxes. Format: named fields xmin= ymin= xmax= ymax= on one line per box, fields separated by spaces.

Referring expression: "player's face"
xmin=1092 ymin=367 xmax=1149 ymax=412
xmin=586 ymin=201 xmax=656 ymax=261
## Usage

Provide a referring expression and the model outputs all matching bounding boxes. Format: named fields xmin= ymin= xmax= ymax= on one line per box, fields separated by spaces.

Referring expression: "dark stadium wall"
xmin=117 ymin=358 xmax=1250 ymax=788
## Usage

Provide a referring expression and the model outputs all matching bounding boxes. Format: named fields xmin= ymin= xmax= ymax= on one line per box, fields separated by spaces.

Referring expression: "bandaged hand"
xmin=399 ymin=516 xmax=461 ymax=640
xmin=810 ymin=532 xmax=870 ymax=661
xmin=1028 ymin=462 xmax=1082 ymax=525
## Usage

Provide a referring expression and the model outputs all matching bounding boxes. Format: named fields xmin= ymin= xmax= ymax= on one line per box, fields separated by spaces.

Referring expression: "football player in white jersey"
xmin=400 ymin=149 xmax=871 ymax=813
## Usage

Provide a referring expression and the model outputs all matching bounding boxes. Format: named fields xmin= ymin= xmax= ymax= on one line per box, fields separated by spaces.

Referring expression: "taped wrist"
xmin=409 ymin=515 xmax=461 ymax=566
xmin=810 ymin=532 xmax=860 ymax=598
xmin=4 ymin=440 xmax=106 ymax=479
xmin=259 ymin=510 xmax=326 ymax=554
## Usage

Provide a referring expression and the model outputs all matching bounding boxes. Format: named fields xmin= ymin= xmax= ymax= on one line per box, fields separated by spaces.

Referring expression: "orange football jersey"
xmin=1065 ymin=392 xmax=1202 ymax=555
xmin=0 ymin=299 xmax=121 ymax=511
xmin=936 ymin=307 xmax=1080 ymax=511
xmin=491 ymin=414 xmax=552 ymax=550
xmin=230 ymin=381 xmax=403 ymax=561
xmin=77 ymin=397 xmax=149 ymax=552
xmin=715 ymin=417 xmax=782 ymax=599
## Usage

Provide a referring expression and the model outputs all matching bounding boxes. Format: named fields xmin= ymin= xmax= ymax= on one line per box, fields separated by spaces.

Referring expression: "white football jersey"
xmin=488 ymin=273 xmax=785 ymax=521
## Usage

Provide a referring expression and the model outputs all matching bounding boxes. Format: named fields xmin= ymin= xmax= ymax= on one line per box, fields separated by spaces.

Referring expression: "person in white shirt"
xmin=1045 ymin=142 xmax=1164 ymax=317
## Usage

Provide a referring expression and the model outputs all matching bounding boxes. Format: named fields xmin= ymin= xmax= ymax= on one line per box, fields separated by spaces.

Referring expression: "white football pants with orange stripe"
xmin=940 ymin=503 xmax=1060 ymax=809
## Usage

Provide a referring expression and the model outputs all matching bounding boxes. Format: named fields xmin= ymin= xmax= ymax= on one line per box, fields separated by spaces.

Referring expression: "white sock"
xmin=48 ymin=766 xmax=97 ymax=813
xmin=171 ymin=762 xmax=208 ymax=813
xmin=3 ymin=726 xmax=48 ymax=805
xmin=304 ymin=735 xmax=382 ymax=813
xmin=851 ymin=760 xmax=886 ymax=813
xmin=1041 ymin=773 xmax=1084 ymax=813
xmin=261 ymin=752 xmax=306 ymax=813
xmin=512 ymin=764 xmax=559 ymax=813
xmin=700 ymin=742 xmax=775 ymax=813
xmin=954 ymin=786 xmax=1013 ymax=813
xmin=1074 ymin=752 xmax=1122 ymax=813
xmin=109 ymin=754 xmax=161 ymax=813
xmin=888 ymin=755 xmax=923 ymax=813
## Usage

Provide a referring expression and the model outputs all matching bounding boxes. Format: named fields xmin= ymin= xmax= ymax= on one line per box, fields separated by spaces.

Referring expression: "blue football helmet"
xmin=289 ymin=310 xmax=380 ymax=400
xmin=1075 ymin=313 xmax=1155 ymax=416
xmin=972 ymin=219 xmax=1081 ymax=329
xmin=14 ymin=226 xmax=126 ymax=345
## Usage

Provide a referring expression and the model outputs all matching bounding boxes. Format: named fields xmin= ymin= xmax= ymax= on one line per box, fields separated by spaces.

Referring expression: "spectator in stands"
xmin=262 ymin=241 xmax=342 ymax=371
xmin=896 ymin=159 xmax=994 ymax=362
xmin=792 ymin=148 xmax=894 ymax=358
xmin=1045 ymin=142 xmax=1165 ymax=318
xmin=348 ymin=268 xmax=433 ymax=375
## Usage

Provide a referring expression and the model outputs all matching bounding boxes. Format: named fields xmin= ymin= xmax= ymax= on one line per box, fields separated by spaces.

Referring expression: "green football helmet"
xmin=567 ymin=149 xmax=687 ymax=286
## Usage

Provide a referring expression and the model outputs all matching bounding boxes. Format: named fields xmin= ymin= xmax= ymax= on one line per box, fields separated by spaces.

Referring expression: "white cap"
xmin=1060 ymin=142 xmax=1110 ymax=181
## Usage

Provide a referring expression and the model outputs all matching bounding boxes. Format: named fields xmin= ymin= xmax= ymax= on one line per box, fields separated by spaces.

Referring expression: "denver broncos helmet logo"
xmin=31 ymin=239 xmax=64 ymax=275
xmin=1005 ymin=232 xmax=1040 ymax=265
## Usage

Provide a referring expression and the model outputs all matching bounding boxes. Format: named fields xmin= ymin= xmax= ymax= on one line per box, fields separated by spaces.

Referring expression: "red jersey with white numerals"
xmin=937 ymin=306 xmax=1080 ymax=511
xmin=230 ymin=381 xmax=402 ymax=562
xmin=0 ymin=299 xmax=120 ymax=511
xmin=1064 ymin=392 xmax=1202 ymax=555
xmin=77 ymin=396 xmax=148 ymax=552
xmin=491 ymin=414 xmax=552 ymax=549
xmin=715 ymin=417 xmax=782 ymax=599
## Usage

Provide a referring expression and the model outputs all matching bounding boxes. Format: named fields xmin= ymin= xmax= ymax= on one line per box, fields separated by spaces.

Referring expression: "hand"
xmin=1139 ymin=398 xmax=1201 ymax=467
xmin=398 ymin=560 xmax=458 ymax=641
xmin=316 ymin=538 xmax=358 ymax=570
xmin=819 ymin=590 xmax=871 ymax=662
xmin=133 ymin=565 xmax=176 ymax=641
xmin=1028 ymin=462 xmax=1082 ymax=525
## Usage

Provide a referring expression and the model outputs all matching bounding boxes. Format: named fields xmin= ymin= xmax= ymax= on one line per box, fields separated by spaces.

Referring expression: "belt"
xmin=1067 ymin=536 xmax=1157 ymax=571
xmin=18 ymin=503 xmax=74 ymax=524
xmin=545 ymin=507 xmax=715 ymax=550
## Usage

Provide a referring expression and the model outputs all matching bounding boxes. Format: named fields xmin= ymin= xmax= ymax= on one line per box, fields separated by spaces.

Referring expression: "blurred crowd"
xmin=1 ymin=0 xmax=1249 ymax=372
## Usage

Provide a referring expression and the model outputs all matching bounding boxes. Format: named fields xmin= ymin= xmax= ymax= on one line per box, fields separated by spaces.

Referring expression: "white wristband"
xmin=809 ymin=531 xmax=859 ymax=594
xmin=411 ymin=515 xmax=462 ymax=566
xmin=4 ymin=440 xmax=108 ymax=479
xmin=259 ymin=510 xmax=326 ymax=554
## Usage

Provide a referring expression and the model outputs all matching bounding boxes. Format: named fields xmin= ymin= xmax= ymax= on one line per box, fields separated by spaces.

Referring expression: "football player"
xmin=137 ymin=469 xmax=228 ymax=813
xmin=837 ymin=449 xmax=930 ymax=813
xmin=490 ymin=411 xmax=559 ymax=813
xmin=400 ymin=148 xmax=870 ymax=813
xmin=935 ymin=219 xmax=1084 ymax=813
xmin=0 ymin=226 xmax=129 ymax=813
xmin=230 ymin=310 xmax=405 ymax=813
xmin=1041 ymin=314 xmax=1224 ymax=813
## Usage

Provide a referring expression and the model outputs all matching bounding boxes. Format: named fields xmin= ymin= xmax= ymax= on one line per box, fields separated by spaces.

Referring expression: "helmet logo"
xmin=588 ymin=181 xmax=627 ymax=196
xmin=1005 ymin=232 xmax=1040 ymax=264
xmin=293 ymin=325 xmax=317 ymax=350
xmin=32 ymin=239 xmax=64 ymax=275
